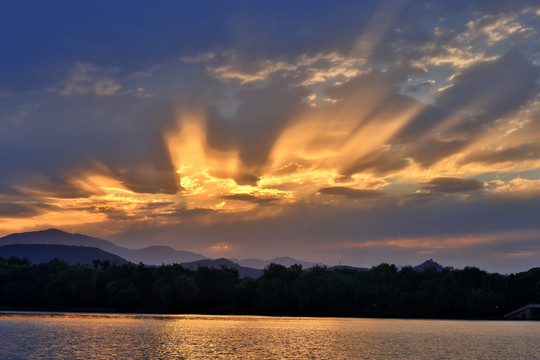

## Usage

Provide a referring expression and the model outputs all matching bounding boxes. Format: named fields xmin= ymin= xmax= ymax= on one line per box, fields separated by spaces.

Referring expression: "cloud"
xmin=183 ymin=49 xmax=368 ymax=106
xmin=421 ymin=177 xmax=483 ymax=193
xmin=325 ymin=230 xmax=540 ymax=251
xmin=60 ymin=63 xmax=121 ymax=96
xmin=0 ymin=202 xmax=43 ymax=217
xmin=209 ymin=242 xmax=232 ymax=252
xmin=212 ymin=80 xmax=310 ymax=167
xmin=435 ymin=50 xmax=539 ymax=119
xmin=410 ymin=25 xmax=493 ymax=70
xmin=0 ymin=87 xmax=180 ymax=198
xmin=209 ymin=59 xmax=297 ymax=84
xmin=411 ymin=8 xmax=537 ymax=72
xmin=220 ymin=194 xmax=280 ymax=204
xmin=159 ymin=208 xmax=217 ymax=219
xmin=393 ymin=49 xmax=539 ymax=168
xmin=340 ymin=147 xmax=410 ymax=177
xmin=318 ymin=186 xmax=385 ymax=199
xmin=2 ymin=0 xmax=540 ymax=274
xmin=405 ymin=80 xmax=436 ymax=93
xmin=464 ymin=143 xmax=540 ymax=165
xmin=488 ymin=177 xmax=540 ymax=198
xmin=94 ymin=79 xmax=122 ymax=95
xmin=323 ymin=68 xmax=405 ymax=100
xmin=104 ymin=193 xmax=540 ymax=272
xmin=298 ymin=52 xmax=366 ymax=86
xmin=464 ymin=13 xmax=536 ymax=46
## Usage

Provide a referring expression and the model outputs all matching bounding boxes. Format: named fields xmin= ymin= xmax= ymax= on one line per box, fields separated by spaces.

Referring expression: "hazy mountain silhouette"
xmin=0 ymin=244 xmax=128 ymax=265
xmin=181 ymin=258 xmax=264 ymax=278
xmin=328 ymin=265 xmax=369 ymax=271
xmin=121 ymin=245 xmax=207 ymax=265
xmin=230 ymin=256 xmax=321 ymax=269
xmin=413 ymin=259 xmax=444 ymax=271
xmin=0 ymin=230 xmax=446 ymax=273
xmin=0 ymin=229 xmax=207 ymax=265
xmin=1 ymin=229 xmax=117 ymax=252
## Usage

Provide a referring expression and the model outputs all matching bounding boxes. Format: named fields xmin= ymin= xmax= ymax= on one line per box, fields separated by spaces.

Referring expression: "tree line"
xmin=0 ymin=256 xmax=538 ymax=318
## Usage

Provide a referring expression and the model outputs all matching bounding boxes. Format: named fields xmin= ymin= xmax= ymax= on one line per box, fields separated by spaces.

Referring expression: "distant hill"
xmin=0 ymin=244 xmax=128 ymax=265
xmin=0 ymin=229 xmax=207 ymax=265
xmin=328 ymin=265 xmax=370 ymax=271
xmin=413 ymin=259 xmax=444 ymax=271
xmin=1 ymin=229 xmax=118 ymax=252
xmin=118 ymin=245 xmax=207 ymax=265
xmin=0 ymin=230 xmax=449 ymax=273
xmin=181 ymin=258 xmax=264 ymax=279
xmin=230 ymin=256 xmax=322 ymax=269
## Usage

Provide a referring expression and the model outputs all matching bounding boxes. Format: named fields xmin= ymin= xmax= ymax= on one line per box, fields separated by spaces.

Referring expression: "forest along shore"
xmin=0 ymin=257 xmax=538 ymax=318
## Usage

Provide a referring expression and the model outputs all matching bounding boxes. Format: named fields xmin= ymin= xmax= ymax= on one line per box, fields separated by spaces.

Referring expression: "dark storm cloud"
xmin=421 ymin=177 xmax=484 ymax=193
xmin=318 ymin=187 xmax=385 ymax=199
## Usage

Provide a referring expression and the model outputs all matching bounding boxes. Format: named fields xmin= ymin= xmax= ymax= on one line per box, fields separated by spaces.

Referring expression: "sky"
xmin=1 ymin=0 xmax=540 ymax=273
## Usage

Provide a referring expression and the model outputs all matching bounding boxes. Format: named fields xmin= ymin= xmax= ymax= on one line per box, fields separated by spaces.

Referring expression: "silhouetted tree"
xmin=0 ymin=256 xmax=537 ymax=318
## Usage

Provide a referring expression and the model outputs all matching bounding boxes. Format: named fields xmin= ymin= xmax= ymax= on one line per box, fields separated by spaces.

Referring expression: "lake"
xmin=0 ymin=313 xmax=539 ymax=359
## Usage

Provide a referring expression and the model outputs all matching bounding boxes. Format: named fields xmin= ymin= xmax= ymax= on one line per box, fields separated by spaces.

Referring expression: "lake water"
xmin=0 ymin=313 xmax=539 ymax=359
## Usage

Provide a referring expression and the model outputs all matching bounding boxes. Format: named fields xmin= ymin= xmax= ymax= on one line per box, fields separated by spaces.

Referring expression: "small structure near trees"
xmin=504 ymin=304 xmax=540 ymax=320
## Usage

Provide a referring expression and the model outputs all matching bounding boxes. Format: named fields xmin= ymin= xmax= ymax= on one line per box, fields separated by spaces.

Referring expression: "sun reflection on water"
xmin=0 ymin=314 xmax=539 ymax=359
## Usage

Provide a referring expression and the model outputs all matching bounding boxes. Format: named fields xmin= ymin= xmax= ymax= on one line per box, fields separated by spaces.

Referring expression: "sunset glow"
xmin=1 ymin=1 xmax=540 ymax=272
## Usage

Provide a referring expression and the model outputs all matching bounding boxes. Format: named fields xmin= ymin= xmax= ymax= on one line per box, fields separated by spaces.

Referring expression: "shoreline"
xmin=0 ymin=309 xmax=520 ymax=321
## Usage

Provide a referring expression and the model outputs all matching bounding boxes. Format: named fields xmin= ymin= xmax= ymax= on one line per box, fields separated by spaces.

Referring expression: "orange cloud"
xmin=209 ymin=242 xmax=232 ymax=252
xmin=321 ymin=230 xmax=540 ymax=251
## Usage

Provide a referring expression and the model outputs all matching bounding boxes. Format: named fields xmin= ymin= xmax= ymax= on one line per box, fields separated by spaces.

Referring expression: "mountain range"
xmin=0 ymin=229 xmax=444 ymax=277
xmin=229 ymin=256 xmax=322 ymax=269
xmin=0 ymin=229 xmax=206 ymax=265
xmin=0 ymin=244 xmax=127 ymax=266
xmin=181 ymin=258 xmax=264 ymax=278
